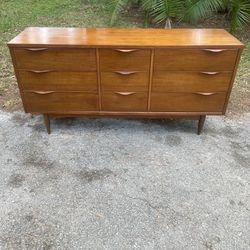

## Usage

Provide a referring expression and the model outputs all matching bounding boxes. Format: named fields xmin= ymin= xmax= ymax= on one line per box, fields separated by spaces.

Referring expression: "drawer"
xmin=18 ymin=71 xmax=98 ymax=91
xmin=101 ymin=71 xmax=149 ymax=92
xmin=102 ymin=92 xmax=147 ymax=111
xmin=23 ymin=91 xmax=98 ymax=112
xmin=100 ymin=49 xmax=151 ymax=71
xmin=154 ymin=49 xmax=238 ymax=71
xmin=152 ymin=71 xmax=232 ymax=92
xmin=151 ymin=92 xmax=227 ymax=112
xmin=13 ymin=48 xmax=96 ymax=71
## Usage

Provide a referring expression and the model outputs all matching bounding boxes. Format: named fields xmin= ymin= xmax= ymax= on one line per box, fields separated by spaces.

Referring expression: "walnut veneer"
xmin=8 ymin=27 xmax=244 ymax=134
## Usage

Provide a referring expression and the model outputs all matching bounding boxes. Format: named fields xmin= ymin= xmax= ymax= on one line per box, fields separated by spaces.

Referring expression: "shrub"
xmin=109 ymin=0 xmax=250 ymax=32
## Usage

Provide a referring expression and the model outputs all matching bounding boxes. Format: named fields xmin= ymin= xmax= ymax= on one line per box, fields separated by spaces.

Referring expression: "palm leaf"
xmin=150 ymin=0 xmax=184 ymax=24
xmin=109 ymin=0 xmax=130 ymax=25
xmin=183 ymin=0 xmax=224 ymax=23
xmin=142 ymin=0 xmax=158 ymax=11
xmin=230 ymin=0 xmax=250 ymax=32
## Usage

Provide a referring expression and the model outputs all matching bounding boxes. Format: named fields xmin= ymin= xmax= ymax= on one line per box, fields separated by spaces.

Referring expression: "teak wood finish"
xmin=8 ymin=27 xmax=244 ymax=134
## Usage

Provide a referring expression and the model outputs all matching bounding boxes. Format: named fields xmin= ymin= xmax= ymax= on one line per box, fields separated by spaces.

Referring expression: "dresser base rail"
xmin=41 ymin=113 xmax=208 ymax=135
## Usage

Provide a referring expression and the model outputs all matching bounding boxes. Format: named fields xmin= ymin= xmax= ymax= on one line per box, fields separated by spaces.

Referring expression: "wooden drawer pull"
xmin=114 ymin=71 xmax=137 ymax=75
xmin=194 ymin=92 xmax=216 ymax=96
xmin=200 ymin=72 xmax=219 ymax=75
xmin=115 ymin=49 xmax=138 ymax=53
xmin=115 ymin=92 xmax=136 ymax=96
xmin=28 ymin=70 xmax=54 ymax=73
xmin=25 ymin=48 xmax=48 ymax=51
xmin=30 ymin=91 xmax=55 ymax=95
xmin=203 ymin=49 xmax=225 ymax=53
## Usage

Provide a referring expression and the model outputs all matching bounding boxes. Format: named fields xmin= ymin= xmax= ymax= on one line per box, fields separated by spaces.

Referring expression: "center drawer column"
xmin=99 ymin=48 xmax=151 ymax=112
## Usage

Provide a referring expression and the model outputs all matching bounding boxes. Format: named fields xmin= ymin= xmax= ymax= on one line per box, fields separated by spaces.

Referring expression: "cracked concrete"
xmin=0 ymin=110 xmax=250 ymax=249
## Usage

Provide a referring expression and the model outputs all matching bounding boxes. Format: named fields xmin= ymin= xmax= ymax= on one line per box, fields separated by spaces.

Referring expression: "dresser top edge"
xmin=7 ymin=27 xmax=244 ymax=48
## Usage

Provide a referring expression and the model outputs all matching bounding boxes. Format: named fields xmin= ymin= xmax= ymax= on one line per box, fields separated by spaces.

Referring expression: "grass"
xmin=0 ymin=0 xmax=141 ymax=110
xmin=0 ymin=0 xmax=249 ymax=113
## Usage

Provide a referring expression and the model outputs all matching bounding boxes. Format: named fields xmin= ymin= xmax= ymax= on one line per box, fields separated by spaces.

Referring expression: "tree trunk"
xmin=165 ymin=18 xmax=172 ymax=29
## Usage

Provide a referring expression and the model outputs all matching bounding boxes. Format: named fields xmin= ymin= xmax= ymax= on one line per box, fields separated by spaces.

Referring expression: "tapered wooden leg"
xmin=43 ymin=114 xmax=51 ymax=134
xmin=197 ymin=115 xmax=206 ymax=135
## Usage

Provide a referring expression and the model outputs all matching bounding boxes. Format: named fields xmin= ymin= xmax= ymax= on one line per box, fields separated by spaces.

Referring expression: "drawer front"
xmin=101 ymin=71 xmax=149 ymax=92
xmin=23 ymin=92 xmax=98 ymax=112
xmin=151 ymin=92 xmax=227 ymax=112
xmin=154 ymin=49 xmax=238 ymax=71
xmin=102 ymin=92 xmax=147 ymax=111
xmin=18 ymin=71 xmax=98 ymax=91
xmin=13 ymin=48 xmax=96 ymax=71
xmin=100 ymin=49 xmax=151 ymax=71
xmin=152 ymin=71 xmax=232 ymax=92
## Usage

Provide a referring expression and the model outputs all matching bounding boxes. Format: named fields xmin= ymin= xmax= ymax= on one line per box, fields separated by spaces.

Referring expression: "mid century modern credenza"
xmin=8 ymin=27 xmax=244 ymax=134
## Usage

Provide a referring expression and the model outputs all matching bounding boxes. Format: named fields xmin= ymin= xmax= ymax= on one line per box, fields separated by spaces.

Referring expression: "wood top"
xmin=8 ymin=27 xmax=244 ymax=48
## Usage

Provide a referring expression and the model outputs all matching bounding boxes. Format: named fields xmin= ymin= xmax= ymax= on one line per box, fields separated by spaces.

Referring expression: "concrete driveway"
xmin=0 ymin=111 xmax=249 ymax=249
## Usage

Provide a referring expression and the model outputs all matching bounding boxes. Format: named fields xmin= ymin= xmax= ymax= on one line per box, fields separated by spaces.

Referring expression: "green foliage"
xmin=184 ymin=0 xmax=250 ymax=32
xmin=229 ymin=0 xmax=250 ymax=32
xmin=109 ymin=0 xmax=250 ymax=32
xmin=109 ymin=0 xmax=130 ymax=25
xmin=149 ymin=0 xmax=184 ymax=27
xmin=183 ymin=0 xmax=224 ymax=23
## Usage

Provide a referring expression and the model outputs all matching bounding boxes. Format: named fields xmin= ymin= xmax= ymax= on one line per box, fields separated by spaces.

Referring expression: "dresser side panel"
xmin=222 ymin=48 xmax=244 ymax=114
xmin=9 ymin=47 xmax=28 ymax=112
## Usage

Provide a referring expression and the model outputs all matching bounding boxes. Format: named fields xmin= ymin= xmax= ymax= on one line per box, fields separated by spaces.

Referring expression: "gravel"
xmin=0 ymin=110 xmax=249 ymax=250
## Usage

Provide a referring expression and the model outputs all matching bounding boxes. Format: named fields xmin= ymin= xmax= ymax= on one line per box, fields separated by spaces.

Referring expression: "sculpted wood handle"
xmin=25 ymin=48 xmax=48 ymax=51
xmin=28 ymin=70 xmax=54 ymax=73
xmin=200 ymin=72 xmax=219 ymax=75
xmin=115 ymin=92 xmax=136 ymax=96
xmin=194 ymin=92 xmax=216 ymax=96
xmin=115 ymin=49 xmax=138 ymax=53
xmin=114 ymin=71 xmax=137 ymax=75
xmin=31 ymin=91 xmax=55 ymax=95
xmin=203 ymin=49 xmax=225 ymax=53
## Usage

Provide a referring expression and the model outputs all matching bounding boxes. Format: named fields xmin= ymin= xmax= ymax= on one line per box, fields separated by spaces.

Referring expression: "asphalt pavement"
xmin=0 ymin=111 xmax=249 ymax=249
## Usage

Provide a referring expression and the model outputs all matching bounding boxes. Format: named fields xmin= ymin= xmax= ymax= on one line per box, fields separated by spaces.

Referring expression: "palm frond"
xmin=230 ymin=0 xmax=250 ymax=32
xmin=108 ymin=0 xmax=250 ymax=32
xmin=183 ymin=0 xmax=224 ymax=23
xmin=109 ymin=0 xmax=130 ymax=25
xmin=141 ymin=0 xmax=158 ymax=11
xmin=150 ymin=0 xmax=184 ymax=24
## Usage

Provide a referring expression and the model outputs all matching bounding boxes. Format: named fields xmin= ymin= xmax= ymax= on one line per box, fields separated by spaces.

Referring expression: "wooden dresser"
xmin=8 ymin=27 xmax=244 ymax=134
